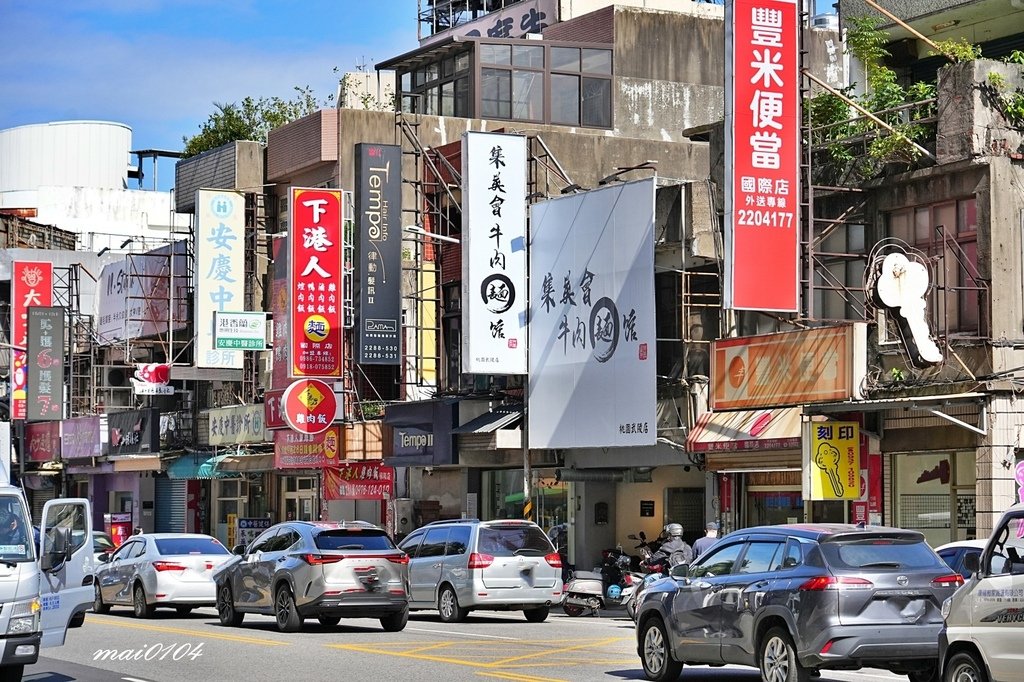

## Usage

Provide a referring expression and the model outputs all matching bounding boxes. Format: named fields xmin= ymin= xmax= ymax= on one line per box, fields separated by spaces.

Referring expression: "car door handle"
xmin=754 ymin=580 xmax=770 ymax=589
xmin=697 ymin=582 xmax=722 ymax=591
xmin=277 ymin=556 xmax=287 ymax=562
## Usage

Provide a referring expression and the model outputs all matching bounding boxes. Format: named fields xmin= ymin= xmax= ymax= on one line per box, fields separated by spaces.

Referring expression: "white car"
xmin=93 ymin=533 xmax=231 ymax=617
xmin=934 ymin=538 xmax=987 ymax=580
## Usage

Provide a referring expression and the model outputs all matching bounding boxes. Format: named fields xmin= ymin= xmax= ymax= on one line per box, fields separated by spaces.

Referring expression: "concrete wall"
xmin=614 ymin=9 xmax=723 ymax=86
xmin=614 ymin=465 xmax=706 ymax=550
xmin=571 ymin=480 xmax=618 ymax=570
xmin=937 ymin=60 xmax=1024 ymax=164
xmin=988 ymin=156 xmax=1024 ymax=372
xmin=408 ymin=467 xmax=466 ymax=520
xmin=174 ymin=140 xmax=265 ymax=214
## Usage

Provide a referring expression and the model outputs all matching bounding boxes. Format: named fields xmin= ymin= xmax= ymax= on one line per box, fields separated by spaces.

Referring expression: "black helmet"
xmin=664 ymin=523 xmax=683 ymax=537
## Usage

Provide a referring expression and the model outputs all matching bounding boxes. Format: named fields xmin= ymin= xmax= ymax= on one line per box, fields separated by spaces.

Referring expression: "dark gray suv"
xmin=634 ymin=524 xmax=965 ymax=682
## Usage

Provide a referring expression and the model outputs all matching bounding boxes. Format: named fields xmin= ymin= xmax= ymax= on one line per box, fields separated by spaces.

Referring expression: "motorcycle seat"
xmin=572 ymin=570 xmax=604 ymax=581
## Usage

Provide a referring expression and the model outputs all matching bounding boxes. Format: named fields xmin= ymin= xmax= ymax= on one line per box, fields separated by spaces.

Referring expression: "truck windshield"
xmin=0 ymin=495 xmax=34 ymax=562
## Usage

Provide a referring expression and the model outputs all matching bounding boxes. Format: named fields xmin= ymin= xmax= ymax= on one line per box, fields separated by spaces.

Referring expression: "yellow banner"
xmin=809 ymin=421 xmax=860 ymax=500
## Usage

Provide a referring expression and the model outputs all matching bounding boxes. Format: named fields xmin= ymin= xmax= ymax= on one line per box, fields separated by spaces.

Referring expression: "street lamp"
xmin=403 ymin=225 xmax=461 ymax=245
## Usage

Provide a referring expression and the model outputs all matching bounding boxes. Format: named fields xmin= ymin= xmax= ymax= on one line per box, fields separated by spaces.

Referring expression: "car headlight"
xmin=6 ymin=598 xmax=40 ymax=635
xmin=941 ymin=596 xmax=951 ymax=620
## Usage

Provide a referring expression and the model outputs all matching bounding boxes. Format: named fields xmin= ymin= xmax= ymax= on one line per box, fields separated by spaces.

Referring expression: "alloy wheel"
xmin=439 ymin=589 xmax=454 ymax=620
xmin=762 ymin=635 xmax=790 ymax=682
xmin=643 ymin=623 xmax=666 ymax=674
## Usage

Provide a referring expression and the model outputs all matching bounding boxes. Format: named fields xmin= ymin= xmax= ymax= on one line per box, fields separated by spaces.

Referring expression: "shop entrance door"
xmin=283 ymin=476 xmax=318 ymax=521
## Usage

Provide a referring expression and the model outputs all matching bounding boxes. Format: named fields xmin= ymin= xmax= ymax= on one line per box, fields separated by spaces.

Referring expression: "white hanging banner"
xmin=195 ymin=189 xmax=246 ymax=369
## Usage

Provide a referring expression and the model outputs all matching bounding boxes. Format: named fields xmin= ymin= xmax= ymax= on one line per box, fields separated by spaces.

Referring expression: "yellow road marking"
xmin=486 ymin=637 xmax=626 ymax=667
xmin=87 ymin=616 xmax=289 ymax=646
xmin=404 ymin=642 xmax=458 ymax=655
xmin=477 ymin=671 xmax=564 ymax=682
xmin=327 ymin=643 xmax=485 ymax=668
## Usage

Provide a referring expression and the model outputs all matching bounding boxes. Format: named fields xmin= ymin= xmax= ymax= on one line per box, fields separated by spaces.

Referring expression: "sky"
xmin=0 ymin=0 xmax=419 ymax=190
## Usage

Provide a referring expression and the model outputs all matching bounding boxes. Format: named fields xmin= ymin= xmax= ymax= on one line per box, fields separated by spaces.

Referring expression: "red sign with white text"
xmin=264 ymin=388 xmax=286 ymax=429
xmin=725 ymin=0 xmax=799 ymax=311
xmin=281 ymin=378 xmax=338 ymax=435
xmin=324 ymin=462 xmax=395 ymax=500
xmin=289 ymin=188 xmax=344 ymax=378
xmin=11 ymin=261 xmax=53 ymax=420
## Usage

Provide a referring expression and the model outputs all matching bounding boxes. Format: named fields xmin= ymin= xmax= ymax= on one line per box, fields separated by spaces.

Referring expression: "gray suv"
xmin=398 ymin=519 xmax=562 ymax=623
xmin=213 ymin=520 xmax=409 ymax=632
xmin=635 ymin=524 xmax=965 ymax=682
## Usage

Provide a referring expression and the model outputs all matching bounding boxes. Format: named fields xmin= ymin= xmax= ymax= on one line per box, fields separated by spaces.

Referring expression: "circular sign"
xmin=303 ymin=314 xmax=331 ymax=343
xmin=281 ymin=379 xmax=338 ymax=435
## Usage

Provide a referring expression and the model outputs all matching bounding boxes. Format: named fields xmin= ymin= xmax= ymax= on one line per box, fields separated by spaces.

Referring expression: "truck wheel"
xmin=944 ymin=652 xmax=987 ymax=682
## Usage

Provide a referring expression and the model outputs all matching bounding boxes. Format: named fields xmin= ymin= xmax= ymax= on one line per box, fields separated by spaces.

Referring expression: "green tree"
xmin=182 ymin=85 xmax=332 ymax=157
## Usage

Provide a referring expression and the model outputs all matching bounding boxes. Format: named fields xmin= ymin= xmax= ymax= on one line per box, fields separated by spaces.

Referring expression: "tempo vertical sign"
xmin=11 ymin=261 xmax=53 ymax=420
xmin=355 ymin=143 xmax=402 ymax=365
xmin=26 ymin=306 xmax=64 ymax=421
xmin=195 ymin=189 xmax=245 ymax=369
xmin=461 ymin=131 xmax=528 ymax=374
xmin=289 ymin=188 xmax=344 ymax=378
xmin=724 ymin=0 xmax=800 ymax=312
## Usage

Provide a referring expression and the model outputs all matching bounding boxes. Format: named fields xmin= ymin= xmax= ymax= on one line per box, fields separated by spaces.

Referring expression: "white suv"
xmin=398 ymin=519 xmax=563 ymax=623
xmin=940 ymin=503 xmax=1024 ymax=682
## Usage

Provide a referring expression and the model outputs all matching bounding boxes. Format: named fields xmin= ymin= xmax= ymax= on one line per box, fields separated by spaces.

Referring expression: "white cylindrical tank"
xmin=0 ymin=120 xmax=132 ymax=194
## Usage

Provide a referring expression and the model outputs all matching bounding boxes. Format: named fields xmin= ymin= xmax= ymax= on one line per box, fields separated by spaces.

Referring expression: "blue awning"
xmin=165 ymin=453 xmax=240 ymax=480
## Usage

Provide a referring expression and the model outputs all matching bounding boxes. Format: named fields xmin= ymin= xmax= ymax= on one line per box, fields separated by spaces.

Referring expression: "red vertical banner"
xmin=289 ymin=188 xmax=344 ymax=378
xmin=11 ymin=261 xmax=53 ymax=419
xmin=725 ymin=0 xmax=800 ymax=311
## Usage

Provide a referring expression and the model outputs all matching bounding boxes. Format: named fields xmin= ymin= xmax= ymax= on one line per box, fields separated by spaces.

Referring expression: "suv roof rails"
xmin=424 ymin=518 xmax=480 ymax=526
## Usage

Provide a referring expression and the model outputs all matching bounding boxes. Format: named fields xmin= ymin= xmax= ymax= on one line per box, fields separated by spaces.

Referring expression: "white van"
xmin=940 ymin=502 xmax=1024 ymax=682
xmin=0 ymin=490 xmax=93 ymax=681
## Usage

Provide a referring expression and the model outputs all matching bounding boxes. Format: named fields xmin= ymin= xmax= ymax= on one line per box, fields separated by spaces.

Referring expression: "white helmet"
xmin=664 ymin=523 xmax=683 ymax=537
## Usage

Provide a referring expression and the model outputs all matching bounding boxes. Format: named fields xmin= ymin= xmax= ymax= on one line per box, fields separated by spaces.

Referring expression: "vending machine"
xmin=104 ymin=512 xmax=133 ymax=547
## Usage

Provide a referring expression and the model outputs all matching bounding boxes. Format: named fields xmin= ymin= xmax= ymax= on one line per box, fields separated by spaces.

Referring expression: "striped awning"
xmin=686 ymin=407 xmax=803 ymax=453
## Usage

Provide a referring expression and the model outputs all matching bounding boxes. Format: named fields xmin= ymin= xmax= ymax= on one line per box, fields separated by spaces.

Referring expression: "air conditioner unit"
xmin=812 ymin=14 xmax=839 ymax=30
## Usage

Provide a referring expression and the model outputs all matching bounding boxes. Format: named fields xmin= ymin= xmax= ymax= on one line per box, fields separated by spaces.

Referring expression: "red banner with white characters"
xmin=273 ymin=425 xmax=341 ymax=469
xmin=289 ymin=188 xmax=344 ymax=378
xmin=324 ymin=462 xmax=394 ymax=500
xmin=11 ymin=261 xmax=53 ymax=419
xmin=725 ymin=0 xmax=800 ymax=312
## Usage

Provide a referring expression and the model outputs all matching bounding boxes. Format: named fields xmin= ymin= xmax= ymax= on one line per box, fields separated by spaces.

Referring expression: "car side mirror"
xmin=964 ymin=552 xmax=980 ymax=575
xmin=669 ymin=563 xmax=690 ymax=578
xmin=232 ymin=544 xmax=247 ymax=556
xmin=98 ymin=552 xmax=111 ymax=564
xmin=41 ymin=528 xmax=71 ymax=572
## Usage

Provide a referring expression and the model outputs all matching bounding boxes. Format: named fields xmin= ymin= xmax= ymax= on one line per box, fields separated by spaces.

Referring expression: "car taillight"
xmin=387 ymin=554 xmax=410 ymax=565
xmin=152 ymin=561 xmax=186 ymax=572
xmin=301 ymin=554 xmax=345 ymax=565
xmin=468 ymin=552 xmax=494 ymax=569
xmin=932 ymin=573 xmax=965 ymax=588
xmin=544 ymin=552 xmax=562 ymax=568
xmin=799 ymin=576 xmax=873 ymax=591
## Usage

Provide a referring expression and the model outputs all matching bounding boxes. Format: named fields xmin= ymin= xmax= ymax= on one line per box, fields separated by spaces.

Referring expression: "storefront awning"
xmin=165 ymin=453 xmax=239 ymax=479
xmin=453 ymin=406 xmax=523 ymax=434
xmin=111 ymin=456 xmax=162 ymax=472
xmin=217 ymin=453 xmax=275 ymax=472
xmin=687 ymin=407 xmax=803 ymax=453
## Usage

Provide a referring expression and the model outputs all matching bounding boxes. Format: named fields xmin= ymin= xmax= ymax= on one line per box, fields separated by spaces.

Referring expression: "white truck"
xmin=0 ymin=488 xmax=93 ymax=681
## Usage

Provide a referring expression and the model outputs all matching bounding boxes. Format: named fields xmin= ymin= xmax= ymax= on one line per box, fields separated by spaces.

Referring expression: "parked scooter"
xmin=561 ymin=552 xmax=645 ymax=616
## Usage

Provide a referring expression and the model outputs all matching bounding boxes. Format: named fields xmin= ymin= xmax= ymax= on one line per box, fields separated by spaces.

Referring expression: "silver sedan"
xmin=93 ymin=533 xmax=232 ymax=617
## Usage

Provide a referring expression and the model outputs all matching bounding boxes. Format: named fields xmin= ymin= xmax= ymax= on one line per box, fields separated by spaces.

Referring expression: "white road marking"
xmin=123 ymin=677 xmax=153 ymax=682
xmin=407 ymin=627 xmax=521 ymax=640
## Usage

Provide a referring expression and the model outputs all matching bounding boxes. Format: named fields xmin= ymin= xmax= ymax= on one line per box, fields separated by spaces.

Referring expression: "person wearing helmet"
xmin=650 ymin=522 xmax=692 ymax=567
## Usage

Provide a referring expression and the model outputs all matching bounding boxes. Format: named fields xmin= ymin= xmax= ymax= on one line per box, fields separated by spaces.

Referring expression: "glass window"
xmin=689 ymin=542 xmax=744 ymax=578
xmin=455 ymin=52 xmax=471 ymax=72
xmin=782 ymin=540 xmax=803 ymax=569
xmin=477 ymin=524 xmax=553 ymax=557
xmin=738 ymin=541 xmax=784 ymax=573
xmin=402 ymin=95 xmax=418 ymax=114
xmin=424 ymin=86 xmax=439 ymax=116
xmin=267 ymin=529 xmax=301 ymax=552
xmin=110 ymin=541 xmax=136 ymax=562
xmin=455 ymin=77 xmax=470 ymax=117
xmin=512 ymin=70 xmax=543 ymax=121
xmin=581 ymin=77 xmax=611 ymax=127
xmin=581 ymin=49 xmax=612 ymax=74
xmin=424 ymin=63 xmax=440 ymax=83
xmin=315 ymin=529 xmax=396 ymax=551
xmin=987 ymin=517 xmax=1024 ymax=575
xmin=399 ymin=531 xmax=424 ymax=557
xmin=441 ymin=81 xmax=455 ymax=117
xmin=551 ymin=47 xmax=580 ymax=71
xmin=414 ymin=69 xmax=427 ymax=87
xmin=513 ymin=45 xmax=544 ymax=68
xmin=819 ymin=537 xmax=947 ymax=571
xmin=419 ymin=528 xmax=450 ymax=558
xmin=481 ymin=44 xmax=512 ymax=65
xmin=248 ymin=529 xmax=279 ymax=553
xmin=482 ymin=68 xmax=511 ymax=119
xmin=442 ymin=58 xmax=454 ymax=78
xmin=446 ymin=526 xmax=471 ymax=556
xmin=551 ymin=74 xmax=580 ymax=125
xmin=401 ymin=72 xmax=412 ymax=91
xmin=127 ymin=541 xmax=146 ymax=560
xmin=155 ymin=537 xmax=229 ymax=555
